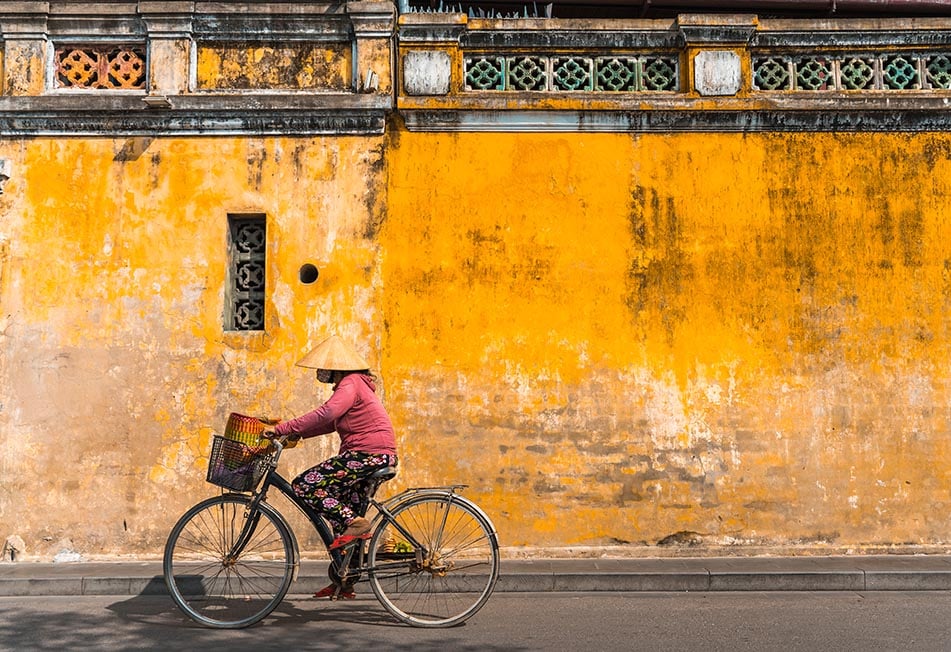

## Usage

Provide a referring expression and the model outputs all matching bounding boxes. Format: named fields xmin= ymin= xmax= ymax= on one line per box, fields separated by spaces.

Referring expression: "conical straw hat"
xmin=295 ymin=335 xmax=369 ymax=370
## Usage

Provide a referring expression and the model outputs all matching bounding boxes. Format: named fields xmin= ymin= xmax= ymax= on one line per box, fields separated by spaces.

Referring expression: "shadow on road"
xmin=82 ymin=580 xmax=527 ymax=652
xmin=107 ymin=578 xmax=398 ymax=628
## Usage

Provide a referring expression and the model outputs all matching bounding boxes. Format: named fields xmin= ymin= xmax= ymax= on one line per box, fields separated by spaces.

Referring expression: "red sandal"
xmin=328 ymin=532 xmax=372 ymax=550
xmin=314 ymin=583 xmax=355 ymax=600
xmin=329 ymin=517 xmax=373 ymax=550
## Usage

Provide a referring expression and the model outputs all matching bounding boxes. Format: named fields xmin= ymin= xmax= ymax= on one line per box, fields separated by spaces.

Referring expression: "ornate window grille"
xmin=464 ymin=54 xmax=679 ymax=92
xmin=753 ymin=52 xmax=951 ymax=91
xmin=55 ymin=45 xmax=147 ymax=90
xmin=227 ymin=215 xmax=267 ymax=332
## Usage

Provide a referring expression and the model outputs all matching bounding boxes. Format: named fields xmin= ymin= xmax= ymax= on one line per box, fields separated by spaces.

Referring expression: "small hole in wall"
xmin=300 ymin=263 xmax=319 ymax=284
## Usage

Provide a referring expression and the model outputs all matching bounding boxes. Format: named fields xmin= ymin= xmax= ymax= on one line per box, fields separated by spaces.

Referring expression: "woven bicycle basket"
xmin=206 ymin=435 xmax=271 ymax=492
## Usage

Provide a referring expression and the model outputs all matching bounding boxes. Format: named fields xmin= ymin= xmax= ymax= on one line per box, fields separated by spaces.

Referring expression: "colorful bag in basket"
xmin=224 ymin=412 xmax=266 ymax=447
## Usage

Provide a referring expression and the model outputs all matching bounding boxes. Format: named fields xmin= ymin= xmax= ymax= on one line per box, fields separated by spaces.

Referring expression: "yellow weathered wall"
xmin=2 ymin=128 xmax=950 ymax=557
xmin=0 ymin=136 xmax=388 ymax=555
xmin=381 ymin=131 xmax=951 ymax=549
xmin=196 ymin=42 xmax=351 ymax=91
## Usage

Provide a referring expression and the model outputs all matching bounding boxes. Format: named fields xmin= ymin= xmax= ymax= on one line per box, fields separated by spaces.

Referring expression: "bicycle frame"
xmin=226 ymin=463 xmax=341 ymax=573
xmin=223 ymin=439 xmax=460 ymax=583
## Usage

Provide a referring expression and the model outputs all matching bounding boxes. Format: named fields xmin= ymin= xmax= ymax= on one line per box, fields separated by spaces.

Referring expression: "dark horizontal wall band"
xmin=47 ymin=16 xmax=144 ymax=37
xmin=460 ymin=31 xmax=685 ymax=49
xmin=0 ymin=111 xmax=386 ymax=137
xmin=192 ymin=14 xmax=353 ymax=41
xmin=753 ymin=30 xmax=951 ymax=47
xmin=400 ymin=109 xmax=951 ymax=132
xmin=4 ymin=108 xmax=950 ymax=135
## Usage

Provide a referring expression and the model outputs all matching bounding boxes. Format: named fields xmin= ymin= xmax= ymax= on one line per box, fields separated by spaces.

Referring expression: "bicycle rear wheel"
xmin=163 ymin=494 xmax=296 ymax=629
xmin=368 ymin=494 xmax=500 ymax=627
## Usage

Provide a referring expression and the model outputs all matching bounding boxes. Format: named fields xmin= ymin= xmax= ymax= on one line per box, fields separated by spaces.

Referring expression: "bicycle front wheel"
xmin=368 ymin=494 xmax=500 ymax=627
xmin=163 ymin=494 xmax=296 ymax=629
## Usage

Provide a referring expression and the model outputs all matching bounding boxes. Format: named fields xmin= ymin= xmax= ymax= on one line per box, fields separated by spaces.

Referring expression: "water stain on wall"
xmin=626 ymin=186 xmax=693 ymax=345
xmin=196 ymin=42 xmax=350 ymax=91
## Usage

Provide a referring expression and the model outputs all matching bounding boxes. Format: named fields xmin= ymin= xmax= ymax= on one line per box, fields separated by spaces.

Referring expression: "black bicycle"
xmin=163 ymin=435 xmax=500 ymax=629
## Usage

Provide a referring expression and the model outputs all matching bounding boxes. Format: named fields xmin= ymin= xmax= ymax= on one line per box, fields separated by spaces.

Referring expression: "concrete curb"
xmin=2 ymin=556 xmax=951 ymax=597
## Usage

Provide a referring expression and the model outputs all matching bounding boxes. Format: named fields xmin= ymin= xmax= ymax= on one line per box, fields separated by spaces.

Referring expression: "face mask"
xmin=316 ymin=369 xmax=333 ymax=383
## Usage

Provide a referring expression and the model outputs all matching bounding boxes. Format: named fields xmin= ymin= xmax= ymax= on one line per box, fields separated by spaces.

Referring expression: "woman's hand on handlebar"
xmin=258 ymin=416 xmax=280 ymax=439
xmin=259 ymin=419 xmax=300 ymax=448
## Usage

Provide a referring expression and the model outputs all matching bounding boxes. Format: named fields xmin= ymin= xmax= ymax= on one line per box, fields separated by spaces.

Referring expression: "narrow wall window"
xmin=227 ymin=214 xmax=266 ymax=331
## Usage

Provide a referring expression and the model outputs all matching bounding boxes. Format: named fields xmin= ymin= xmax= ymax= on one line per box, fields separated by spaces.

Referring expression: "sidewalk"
xmin=3 ymin=555 xmax=951 ymax=596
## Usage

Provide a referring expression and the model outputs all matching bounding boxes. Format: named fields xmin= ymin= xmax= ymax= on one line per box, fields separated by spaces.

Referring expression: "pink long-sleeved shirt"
xmin=274 ymin=373 xmax=397 ymax=456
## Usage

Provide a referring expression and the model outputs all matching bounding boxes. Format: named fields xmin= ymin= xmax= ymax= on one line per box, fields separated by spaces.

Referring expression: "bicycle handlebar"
xmin=261 ymin=432 xmax=302 ymax=465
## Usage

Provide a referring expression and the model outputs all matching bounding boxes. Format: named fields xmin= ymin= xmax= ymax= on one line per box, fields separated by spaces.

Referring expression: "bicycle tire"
xmin=367 ymin=494 xmax=500 ymax=627
xmin=163 ymin=494 xmax=297 ymax=629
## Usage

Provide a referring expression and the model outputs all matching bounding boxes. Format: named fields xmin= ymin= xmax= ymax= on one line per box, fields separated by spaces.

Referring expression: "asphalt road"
xmin=2 ymin=591 xmax=949 ymax=651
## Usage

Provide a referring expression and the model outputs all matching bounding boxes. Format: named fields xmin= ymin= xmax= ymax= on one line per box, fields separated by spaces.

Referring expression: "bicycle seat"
xmin=371 ymin=467 xmax=398 ymax=481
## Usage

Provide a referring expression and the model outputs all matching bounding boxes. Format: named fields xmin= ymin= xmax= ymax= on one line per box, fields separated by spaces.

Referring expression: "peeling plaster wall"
xmin=0 ymin=136 xmax=388 ymax=556
xmin=196 ymin=42 xmax=352 ymax=91
xmin=381 ymin=131 xmax=951 ymax=550
xmin=2 ymin=131 xmax=950 ymax=557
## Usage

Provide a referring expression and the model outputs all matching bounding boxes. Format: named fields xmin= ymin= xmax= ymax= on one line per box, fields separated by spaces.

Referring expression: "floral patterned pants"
xmin=291 ymin=451 xmax=398 ymax=535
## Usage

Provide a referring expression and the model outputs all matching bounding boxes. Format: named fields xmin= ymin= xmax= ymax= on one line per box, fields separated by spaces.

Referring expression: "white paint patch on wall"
xmin=403 ymin=50 xmax=452 ymax=96
xmin=693 ymin=50 xmax=741 ymax=96
xmin=643 ymin=373 xmax=687 ymax=448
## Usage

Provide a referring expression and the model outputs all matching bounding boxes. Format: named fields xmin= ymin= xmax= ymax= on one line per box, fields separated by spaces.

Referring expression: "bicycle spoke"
xmin=164 ymin=495 xmax=295 ymax=629
xmin=368 ymin=494 xmax=499 ymax=627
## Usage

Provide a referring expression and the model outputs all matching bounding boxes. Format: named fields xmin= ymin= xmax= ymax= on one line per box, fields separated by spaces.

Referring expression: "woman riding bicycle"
xmin=263 ymin=335 xmax=398 ymax=555
xmin=165 ymin=335 xmax=497 ymax=626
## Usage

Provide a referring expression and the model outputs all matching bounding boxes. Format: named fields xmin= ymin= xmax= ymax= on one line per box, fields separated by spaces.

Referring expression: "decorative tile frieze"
xmin=753 ymin=52 xmax=951 ymax=91
xmin=55 ymin=45 xmax=147 ymax=90
xmin=925 ymin=54 xmax=951 ymax=89
xmin=464 ymin=54 xmax=679 ymax=92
